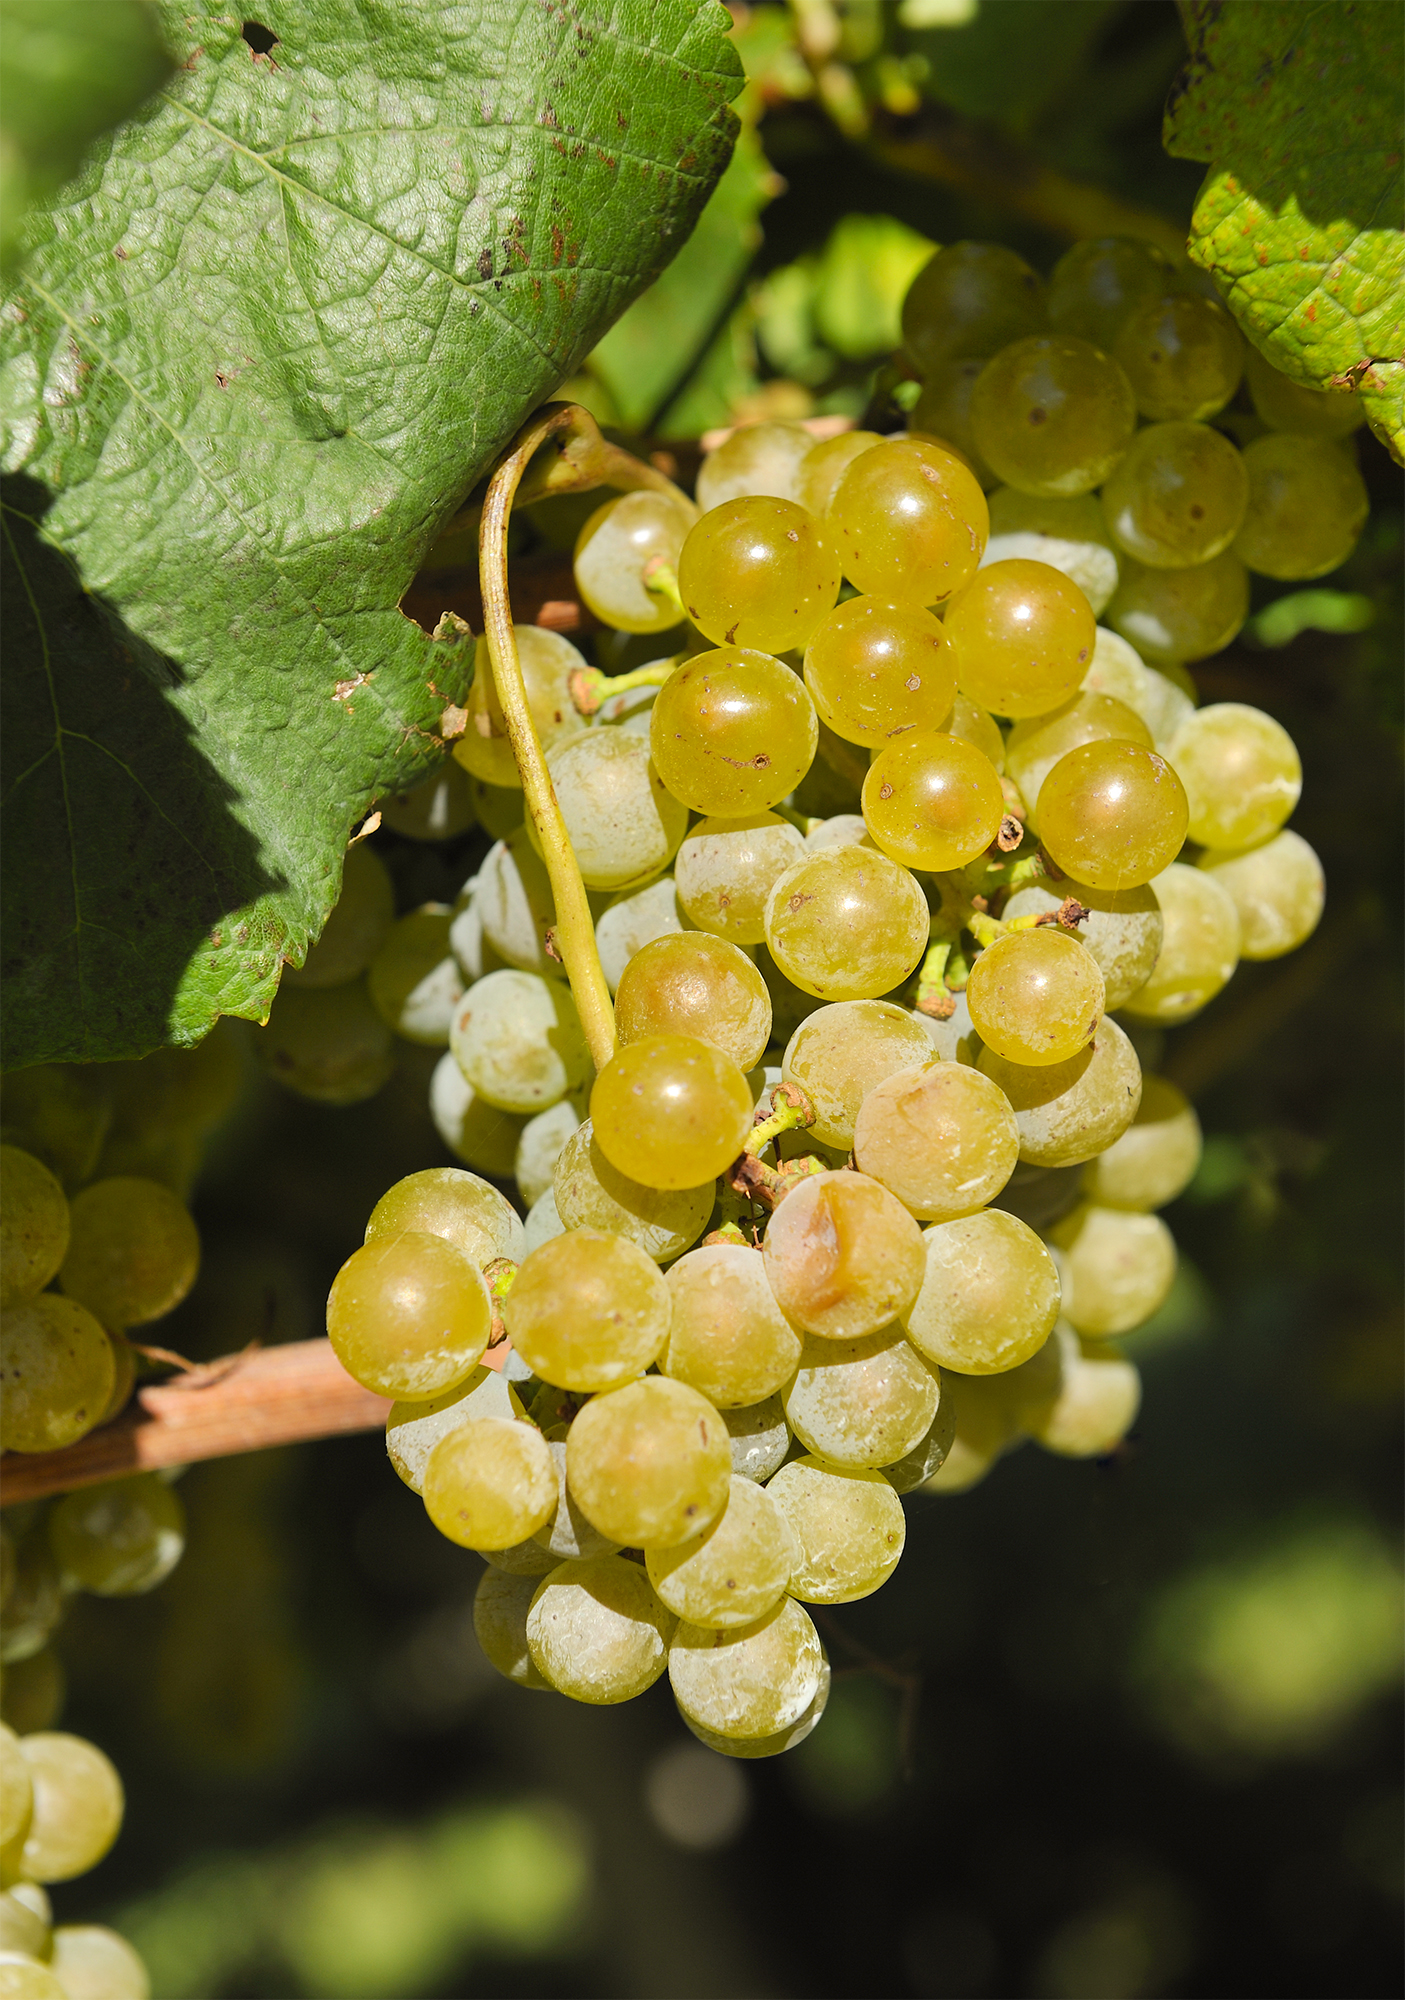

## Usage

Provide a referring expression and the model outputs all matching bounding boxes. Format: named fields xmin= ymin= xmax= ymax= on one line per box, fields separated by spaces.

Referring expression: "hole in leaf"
xmin=242 ymin=20 xmax=279 ymax=54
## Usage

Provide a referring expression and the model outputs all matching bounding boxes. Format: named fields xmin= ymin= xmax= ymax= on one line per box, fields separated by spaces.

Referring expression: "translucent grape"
xmin=379 ymin=758 xmax=478 ymax=843
xmin=862 ymin=732 xmax=1005 ymax=871
xmin=0 ymin=1149 xmax=68 ymax=1308
xmin=528 ymin=1555 xmax=675 ymax=1704
xmin=553 ymin=1120 xmax=712 ymax=1264
xmin=473 ymin=1568 xmax=552 ymax=1690
xmin=448 ymin=968 xmax=589 ymax=1116
xmin=1036 ymin=739 xmax=1189 ymax=890
xmin=1113 ymin=293 xmax=1243 ymax=420
xmin=514 ymin=1096 xmax=584 ymax=1209
xmin=283 ymin=841 xmax=394 ymax=989
xmin=615 ymin=933 xmax=771 ymax=1073
xmin=0 ymin=1729 xmax=30 ymax=1851
xmin=902 ymin=1210 xmax=1060 ymax=1374
xmin=1101 ymin=420 xmax=1249 ymax=568
xmin=981 ymin=487 xmax=1120 ymax=616
xmin=670 ymin=1593 xmax=822 ymax=1739
xmin=1243 ymin=343 xmax=1366 ymax=441
xmin=1047 ymin=236 xmax=1177 ymax=352
xmin=763 ymin=845 xmax=931 ymax=1002
xmin=367 ymin=1166 xmax=525 ymax=1271
xmin=16 ymin=1735 xmax=123 ymax=1883
xmin=674 ymin=812 xmax=806 ymax=945
xmin=503 ymin=1227 xmax=669 ymax=1391
xmin=965 ymin=929 xmax=1104 ymax=1067
xmin=453 ymin=626 xmax=588 ymax=787
xmin=258 ymin=980 xmax=395 ymax=1105
xmin=1120 ymin=863 xmax=1240 ymax=1023
xmin=782 ymin=1325 xmax=938 ymax=1469
xmin=1231 ymin=433 xmax=1369 ymax=581
xmin=827 ymin=439 xmax=989 ymax=607
xmin=58 ymin=1178 xmax=198 ymax=1330
xmin=678 ymin=497 xmax=842 ymax=654
xmin=595 ymin=876 xmax=683 ymax=993
xmin=1081 ymin=1074 xmax=1201 ymax=1211
xmin=1002 ymin=880 xmax=1162 ymax=1010
xmin=574 ymin=489 xmax=697 ymax=634
xmin=326 ymin=1231 xmax=490 ymax=1400
xmin=695 ymin=422 xmax=814 ymax=511
xmin=428 ymin=1052 xmax=524 ymax=1178
xmin=591 ymin=1034 xmax=755 ymax=1191
xmin=1106 ymin=550 xmax=1249 ymax=665
xmin=1197 ymin=829 xmax=1324 ymax=961
xmin=48 ymin=1474 xmax=184 ymax=1596
xmin=977 ymin=1016 xmax=1142 ymax=1170
xmin=796 ymin=430 xmax=885 ymax=517
xmin=544 ymin=731 xmax=688 ymax=892
xmin=762 ymin=1170 xmax=925 ymax=1341
xmin=647 ymin=1476 xmax=797 ymax=1629
xmin=1048 ymin=1201 xmax=1176 ymax=1337
xmin=386 ymin=1366 xmax=523 ymax=1494
xmin=802 ymin=595 xmax=957 ymax=749
xmin=781 ymin=999 xmax=934 ymax=1151
xmin=649 ymin=648 xmax=818 ymax=817
xmin=422 ymin=1416 xmax=557 ymax=1551
xmin=662 ymin=1243 xmax=803 ymax=1408
xmin=765 ymin=1457 xmax=905 ymax=1604
xmin=944 ymin=558 xmax=1096 ymax=719
xmin=723 ymin=1396 xmax=792 ymax=1483
xmin=566 ymin=1375 xmax=731 ymax=1549
xmin=1007 ymin=691 xmax=1151 ymax=819
xmin=473 ymin=830 xmax=561 ymax=979
xmin=880 ymin=1394 xmax=958 ymax=1492
xmin=1167 ymin=702 xmax=1301 ymax=850
xmin=367 ymin=907 xmax=462 ymax=1046
xmin=1024 ymin=1322 xmax=1141 ymax=1457
xmin=901 ymin=241 xmax=1046 ymax=375
xmin=533 ymin=1439 xmax=620 ymax=1562
xmin=910 ymin=359 xmax=997 ymax=487
xmin=852 ymin=1060 xmax=1020 ymax=1219
xmin=971 ymin=335 xmax=1136 ymax=497
xmin=1082 ymin=626 xmax=1194 ymax=750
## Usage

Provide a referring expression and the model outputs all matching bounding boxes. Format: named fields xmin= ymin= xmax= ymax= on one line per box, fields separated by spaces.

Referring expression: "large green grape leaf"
xmin=0 ymin=0 xmax=741 ymax=1068
xmin=1165 ymin=0 xmax=1404 ymax=461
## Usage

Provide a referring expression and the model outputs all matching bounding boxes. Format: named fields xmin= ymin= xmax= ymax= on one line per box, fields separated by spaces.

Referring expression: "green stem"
xmin=744 ymin=1082 xmax=815 ymax=1157
xmin=570 ymin=656 xmax=680 ymax=719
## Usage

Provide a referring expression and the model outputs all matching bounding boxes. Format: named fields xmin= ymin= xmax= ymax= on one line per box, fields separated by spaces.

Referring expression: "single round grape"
xmin=574 ymin=489 xmax=697 ymax=634
xmin=944 ymin=558 xmax=1096 ymax=719
xmin=852 ymin=1060 xmax=1020 ymax=1219
xmin=1037 ymin=739 xmax=1189 ymax=890
xmin=386 ymin=1366 xmax=522 ymax=1494
xmin=901 ymin=1210 xmax=1060 ymax=1375
xmin=449 ymin=968 xmax=589 ymax=1116
xmin=258 ymin=979 xmax=395 ymax=1105
xmin=48 ymin=1474 xmax=184 ymax=1597
xmin=366 ymin=1167 xmax=524 ymax=1271
xmin=58 ymin=1178 xmax=197 ymax=1330
xmin=0 ymin=1148 xmax=68 ymax=1307
xmin=1048 ymin=1201 xmax=1176 ymax=1336
xmin=901 ymin=241 xmax=1045 ymax=375
xmin=678 ymin=497 xmax=842 ymax=654
xmin=283 ymin=840 xmax=394 ymax=988
xmin=514 ymin=1096 xmax=583 ymax=1209
xmin=423 ymin=1416 xmax=557 ymax=1551
xmin=661 ymin=1243 xmax=803 ymax=1408
xmin=695 ymin=422 xmax=814 ymax=511
xmin=473 ymin=1568 xmax=552 ymax=1690
xmin=1113 ymin=292 xmax=1243 ymax=420
xmin=978 ymin=1015 xmax=1142 ymax=1170
xmin=764 ymin=845 xmax=930 ymax=1002
xmin=594 ymin=876 xmax=683 ymax=993
xmin=646 ymin=1474 xmax=797 ymax=1630
xmin=649 ymin=648 xmax=818 ymax=818
xmin=1007 ymin=691 xmax=1151 ymax=819
xmin=553 ymin=1120 xmax=712 ymax=1264
xmin=1024 ymin=1322 xmax=1141 ymax=1457
xmin=911 ymin=359 xmax=998 ymax=488
xmin=1081 ymin=1074 xmax=1201 ymax=1211
xmin=544 ymin=731 xmax=687 ymax=892
xmin=453 ymin=625 xmax=589 ymax=787
xmin=669 ymin=1593 xmax=821 ymax=1739
xmin=762 ymin=1170 xmax=925 ymax=1342
xmin=1047 ymin=235 xmax=1177 ymax=352
xmin=982 ymin=488 xmax=1120 ymax=616
xmin=674 ymin=813 xmax=806 ymax=945
xmin=827 ymin=439 xmax=989 ymax=607
xmin=566 ymin=1376 xmax=731 ymax=1549
xmin=782 ymin=1325 xmax=938 ymax=1470
xmin=503 ymin=1227 xmax=669 ymax=1390
xmin=472 ymin=830 xmax=561 ymax=980
xmin=723 ymin=1396 xmax=792 ymax=1483
xmin=1101 ymin=420 xmax=1249 ymax=568
xmin=591 ymin=1034 xmax=755 ymax=1192
xmin=1082 ymin=625 xmax=1194 ymax=750
xmin=972 ymin=335 xmax=1136 ymax=498
xmin=796 ymin=431 xmax=885 ymax=517
xmin=862 ymin=732 xmax=1005 ymax=872
xmin=1120 ymin=862 xmax=1240 ymax=1022
xmin=367 ymin=906 xmax=462 ymax=1046
xmin=1197 ymin=829 xmax=1323 ymax=961
xmin=966 ymin=929 xmax=1105 ymax=1067
xmin=802 ymin=596 xmax=957 ymax=750
xmin=528 ymin=1554 xmax=675 ymax=1705
xmin=0 ymin=1728 xmax=31 ymax=1851
xmin=1106 ymin=550 xmax=1249 ymax=664
xmin=765 ymin=1456 xmax=905 ymax=1604
xmin=1231 ymin=433 xmax=1369 ymax=580
xmin=326 ymin=1231 xmax=490 ymax=1400
xmin=1167 ymin=702 xmax=1301 ymax=849
xmin=615 ymin=933 xmax=771 ymax=1073
xmin=379 ymin=757 xmax=478 ymax=842
xmin=781 ymin=999 xmax=934 ymax=1152
xmin=1242 ymin=342 xmax=1366 ymax=440
xmin=17 ymin=1735 xmax=123 ymax=1883
xmin=0 ymin=1295 xmax=116 ymax=1454
xmin=428 ymin=1052 xmax=524 ymax=1178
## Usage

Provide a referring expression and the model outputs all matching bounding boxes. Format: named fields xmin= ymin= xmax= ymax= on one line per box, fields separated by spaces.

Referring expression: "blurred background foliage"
xmin=10 ymin=3 xmax=1402 ymax=1997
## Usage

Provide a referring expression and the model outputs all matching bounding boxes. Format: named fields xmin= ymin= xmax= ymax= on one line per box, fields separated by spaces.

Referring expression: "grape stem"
xmin=569 ymin=656 xmax=679 ymax=719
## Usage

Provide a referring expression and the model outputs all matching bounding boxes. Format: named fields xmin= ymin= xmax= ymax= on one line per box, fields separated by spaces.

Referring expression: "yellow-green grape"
xmin=764 ymin=845 xmax=930 ymax=1002
xmin=765 ymin=1457 xmax=905 ymax=1604
xmin=0 ymin=1884 xmax=46 ymax=1961
xmin=566 ymin=1376 xmax=731 ymax=1549
xmin=527 ymin=1556 xmax=674 ymax=1705
xmin=453 ymin=625 xmax=589 ymax=787
xmin=466 ymin=776 xmax=523 ymax=841
xmin=911 ymin=359 xmax=998 ymax=488
xmin=649 ymin=648 xmax=818 ymax=817
xmin=325 ymin=1231 xmax=489 ymax=1400
xmin=46 ymin=1929 xmax=150 ymax=2000
xmin=481 ymin=1532 xmax=557 ymax=1579
xmin=1 ymin=1533 xmax=63 ymax=1664
xmin=366 ymin=1166 xmax=525 ymax=1271
xmin=646 ymin=1475 xmax=797 ymax=1630
xmin=429 ymin=1053 xmax=524 ymax=1178
xmin=386 ymin=1366 xmax=523 ymax=1494
xmin=595 ymin=876 xmax=683 ymax=993
xmin=803 ymin=814 xmax=876 ymax=853
xmin=543 ymin=731 xmax=688 ymax=893
xmin=1167 ymin=702 xmax=1301 ymax=850
xmin=449 ymin=968 xmax=590 ymax=1116
xmin=978 ymin=1016 xmax=1142 ymax=1171
xmin=0 ymin=1955 xmax=63 ymax=2000
xmin=0 ymin=1728 xmax=31 ymax=1851
xmin=283 ymin=841 xmax=394 ymax=989
xmin=661 ymin=1244 xmax=803 ymax=1408
xmin=762 ymin=1170 xmax=925 ymax=1341
xmin=1113 ymin=293 xmax=1243 ymax=421
xmin=379 ymin=758 xmax=478 ymax=843
xmin=902 ymin=1210 xmax=1060 ymax=1374
xmin=367 ymin=907 xmax=462 ymax=1046
xmin=944 ymin=558 xmax=1096 ymax=719
xmin=0 ymin=1067 xmax=112 ymax=1191
xmin=971 ymin=335 xmax=1136 ymax=498
xmin=474 ymin=1569 xmax=552 ymax=1690
xmin=695 ymin=422 xmax=815 ymax=511
xmin=678 ymin=498 xmax=842 ymax=654
xmin=16 ymin=1735 xmax=123 ymax=1883
xmin=0 ymin=1296 xmax=115 ymax=1454
xmin=670 ymin=1593 xmax=822 ymax=1739
xmin=802 ymin=596 xmax=957 ymax=750
xmin=1106 ymin=550 xmax=1249 ymax=665
xmin=674 ymin=812 xmax=806 ymax=945
xmin=796 ymin=430 xmax=885 ymax=517
xmin=781 ymin=1000 xmax=934 ymax=1151
xmin=48 ymin=1475 xmax=184 ymax=1597
xmin=982 ymin=488 xmax=1120 ymax=616
xmin=258 ymin=979 xmax=396 ymax=1105
xmin=1025 ymin=1323 xmax=1141 ymax=1457
xmin=615 ymin=934 xmax=771 ymax=1073
xmin=1048 ymin=1201 xmax=1176 ymax=1337
xmin=1082 ymin=626 xmax=1194 ymax=750
xmin=1036 ymin=740 xmax=1189 ymax=891
xmin=723 ymin=1397 xmax=792 ymax=1483
xmin=1120 ymin=863 xmax=1240 ymax=1023
xmin=1002 ymin=880 xmax=1162 ymax=1009
xmin=852 ymin=1061 xmax=1020 ymax=1219
xmin=1047 ymin=235 xmax=1177 ymax=352
xmin=57 ymin=1178 xmax=197 ymax=1330
xmin=782 ymin=1325 xmax=938 ymax=1470
xmin=901 ymin=240 xmax=1046 ymax=375
xmin=0 ymin=1149 xmax=68 ymax=1308
xmin=862 ymin=733 xmax=1005 ymax=872
xmin=573 ymin=489 xmax=697 ymax=634
xmin=515 ymin=1097 xmax=584 ymax=1209
xmin=423 ymin=1417 xmax=556 ymax=1551
xmin=1197 ymin=829 xmax=1324 ymax=960
xmin=676 ymin=1654 xmax=830 ymax=1756
xmin=1231 ymin=433 xmax=1369 ymax=580
xmin=966 ymin=929 xmax=1105 ymax=1067
xmin=504 ymin=1227 xmax=669 ymax=1390
xmin=1081 ymin=1075 xmax=1201 ymax=1211
xmin=940 ymin=692 xmax=1007 ymax=771
xmin=827 ymin=439 xmax=989 ymax=607
xmin=473 ymin=830 xmax=559 ymax=980
xmin=1242 ymin=342 xmax=1366 ymax=441
xmin=1007 ymin=692 xmax=1151 ymax=820
xmin=533 ymin=1440 xmax=619 ymax=1562
xmin=1101 ymin=421 xmax=1249 ymax=569
xmin=553 ymin=1121 xmax=711 ymax=1264
xmin=591 ymin=1035 xmax=754 ymax=1192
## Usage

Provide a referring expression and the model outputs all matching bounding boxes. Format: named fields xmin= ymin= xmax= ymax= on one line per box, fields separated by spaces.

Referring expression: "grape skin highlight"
xmin=945 ymin=558 xmax=1097 ymax=719
xmin=764 ymin=845 xmax=931 ymax=1002
xmin=965 ymin=929 xmax=1105 ymax=1067
xmin=863 ymin=732 xmax=1005 ymax=872
xmin=1036 ymin=739 xmax=1189 ymax=891
xmin=649 ymin=648 xmax=819 ymax=817
xmin=827 ymin=439 xmax=989 ymax=608
xmin=678 ymin=496 xmax=842 ymax=653
xmin=591 ymin=1034 xmax=755 ymax=1191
